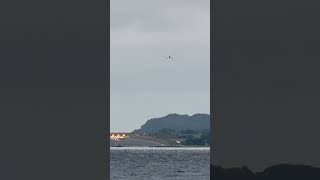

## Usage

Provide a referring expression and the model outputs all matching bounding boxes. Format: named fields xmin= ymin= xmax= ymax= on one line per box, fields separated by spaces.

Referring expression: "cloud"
xmin=111 ymin=0 xmax=210 ymax=131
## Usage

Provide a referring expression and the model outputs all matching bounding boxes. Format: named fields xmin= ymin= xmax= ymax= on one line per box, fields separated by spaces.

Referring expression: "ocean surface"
xmin=110 ymin=147 xmax=210 ymax=180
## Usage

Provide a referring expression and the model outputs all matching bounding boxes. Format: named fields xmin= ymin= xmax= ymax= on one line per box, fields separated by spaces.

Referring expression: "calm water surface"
xmin=110 ymin=147 xmax=210 ymax=180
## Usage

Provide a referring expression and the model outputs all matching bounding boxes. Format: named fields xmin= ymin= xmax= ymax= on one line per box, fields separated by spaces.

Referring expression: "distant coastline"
xmin=110 ymin=113 xmax=210 ymax=147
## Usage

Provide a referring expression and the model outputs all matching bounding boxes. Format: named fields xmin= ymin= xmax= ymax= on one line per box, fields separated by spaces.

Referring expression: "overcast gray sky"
xmin=111 ymin=0 xmax=210 ymax=132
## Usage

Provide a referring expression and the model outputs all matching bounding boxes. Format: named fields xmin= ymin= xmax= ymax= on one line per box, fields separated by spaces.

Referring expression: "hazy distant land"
xmin=110 ymin=113 xmax=210 ymax=147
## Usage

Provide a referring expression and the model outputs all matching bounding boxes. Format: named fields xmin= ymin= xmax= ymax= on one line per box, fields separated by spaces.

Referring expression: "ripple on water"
xmin=111 ymin=147 xmax=210 ymax=180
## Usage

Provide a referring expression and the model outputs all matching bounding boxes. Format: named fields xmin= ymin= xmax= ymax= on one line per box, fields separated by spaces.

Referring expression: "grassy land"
xmin=129 ymin=128 xmax=210 ymax=147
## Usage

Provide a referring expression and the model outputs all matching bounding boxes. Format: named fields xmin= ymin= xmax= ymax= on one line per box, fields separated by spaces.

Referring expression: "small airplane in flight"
xmin=163 ymin=56 xmax=173 ymax=61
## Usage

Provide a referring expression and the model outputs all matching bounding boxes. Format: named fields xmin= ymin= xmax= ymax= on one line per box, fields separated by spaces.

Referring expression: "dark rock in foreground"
xmin=211 ymin=164 xmax=320 ymax=180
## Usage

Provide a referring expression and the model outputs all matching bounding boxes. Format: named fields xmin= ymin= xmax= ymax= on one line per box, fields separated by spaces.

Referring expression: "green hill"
xmin=136 ymin=113 xmax=210 ymax=134
xmin=129 ymin=113 xmax=210 ymax=146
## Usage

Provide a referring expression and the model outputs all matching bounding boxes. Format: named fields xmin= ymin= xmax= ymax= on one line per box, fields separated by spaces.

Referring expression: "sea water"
xmin=110 ymin=147 xmax=210 ymax=180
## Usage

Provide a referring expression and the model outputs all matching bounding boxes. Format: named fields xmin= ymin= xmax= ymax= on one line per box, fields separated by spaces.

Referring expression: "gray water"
xmin=110 ymin=147 xmax=210 ymax=180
